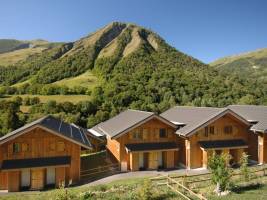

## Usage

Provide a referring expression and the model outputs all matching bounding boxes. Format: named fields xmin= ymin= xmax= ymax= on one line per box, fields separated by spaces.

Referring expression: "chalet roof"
xmin=161 ymin=106 xmax=250 ymax=137
xmin=94 ymin=109 xmax=176 ymax=139
xmin=228 ymin=105 xmax=267 ymax=133
xmin=1 ymin=156 xmax=71 ymax=171
xmin=125 ymin=142 xmax=179 ymax=152
xmin=198 ymin=139 xmax=248 ymax=150
xmin=0 ymin=115 xmax=92 ymax=149
xmin=88 ymin=123 xmax=106 ymax=137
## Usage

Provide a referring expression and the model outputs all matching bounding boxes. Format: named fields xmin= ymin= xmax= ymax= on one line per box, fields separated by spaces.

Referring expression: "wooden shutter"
xmin=155 ymin=129 xmax=159 ymax=139
xmin=129 ymin=132 xmax=133 ymax=139
xmin=22 ymin=143 xmax=29 ymax=152
xmin=8 ymin=144 xmax=13 ymax=155
xmin=168 ymin=129 xmax=173 ymax=138
xmin=57 ymin=141 xmax=65 ymax=152
xmin=143 ymin=129 xmax=148 ymax=140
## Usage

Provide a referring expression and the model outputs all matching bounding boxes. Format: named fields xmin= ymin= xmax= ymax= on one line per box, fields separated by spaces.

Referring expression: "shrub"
xmin=240 ymin=152 xmax=250 ymax=181
xmin=208 ymin=152 xmax=232 ymax=194
xmin=81 ymin=191 xmax=95 ymax=200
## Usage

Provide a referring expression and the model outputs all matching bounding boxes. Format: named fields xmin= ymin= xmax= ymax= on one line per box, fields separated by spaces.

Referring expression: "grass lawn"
xmin=0 ymin=177 xmax=179 ymax=200
xmin=1 ymin=175 xmax=267 ymax=200
xmin=209 ymin=182 xmax=267 ymax=200
xmin=0 ymin=94 xmax=91 ymax=104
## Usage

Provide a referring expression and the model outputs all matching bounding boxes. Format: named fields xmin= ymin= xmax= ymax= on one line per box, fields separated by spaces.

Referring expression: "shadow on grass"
xmin=231 ymin=183 xmax=263 ymax=194
xmin=153 ymin=193 xmax=178 ymax=200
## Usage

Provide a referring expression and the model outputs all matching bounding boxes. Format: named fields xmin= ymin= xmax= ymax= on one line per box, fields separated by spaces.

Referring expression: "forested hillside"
xmin=0 ymin=22 xmax=266 ymax=136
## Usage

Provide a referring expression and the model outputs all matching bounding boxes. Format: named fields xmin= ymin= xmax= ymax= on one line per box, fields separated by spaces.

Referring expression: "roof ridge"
xmin=127 ymin=109 xmax=154 ymax=114
xmin=228 ymin=105 xmax=267 ymax=108
xmin=174 ymin=106 xmax=221 ymax=109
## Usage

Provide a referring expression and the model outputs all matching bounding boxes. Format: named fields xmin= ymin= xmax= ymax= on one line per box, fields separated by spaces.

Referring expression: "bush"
xmin=240 ymin=152 xmax=250 ymax=181
xmin=81 ymin=191 xmax=95 ymax=200
xmin=208 ymin=152 xmax=232 ymax=194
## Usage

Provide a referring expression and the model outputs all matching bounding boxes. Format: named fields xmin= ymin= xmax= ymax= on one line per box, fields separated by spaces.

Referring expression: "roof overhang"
xmin=250 ymin=128 xmax=267 ymax=134
xmin=177 ymin=108 xmax=251 ymax=137
xmin=88 ymin=128 xmax=104 ymax=137
xmin=125 ymin=142 xmax=179 ymax=153
xmin=101 ymin=114 xmax=177 ymax=139
xmin=1 ymin=156 xmax=71 ymax=172
xmin=0 ymin=124 xmax=92 ymax=150
xmin=199 ymin=139 xmax=248 ymax=150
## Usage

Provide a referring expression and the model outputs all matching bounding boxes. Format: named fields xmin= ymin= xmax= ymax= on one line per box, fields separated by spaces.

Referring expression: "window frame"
xmin=21 ymin=143 xmax=30 ymax=152
xmin=209 ymin=126 xmax=215 ymax=135
xmin=224 ymin=125 xmax=233 ymax=134
xmin=159 ymin=128 xmax=167 ymax=138
xmin=204 ymin=127 xmax=209 ymax=137
xmin=132 ymin=129 xmax=143 ymax=140
xmin=12 ymin=143 xmax=20 ymax=154
xmin=57 ymin=141 xmax=65 ymax=152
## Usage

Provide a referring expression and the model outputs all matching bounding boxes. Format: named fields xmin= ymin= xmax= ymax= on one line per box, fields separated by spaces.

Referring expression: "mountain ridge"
xmin=210 ymin=47 xmax=267 ymax=80
xmin=0 ymin=22 xmax=266 ymax=115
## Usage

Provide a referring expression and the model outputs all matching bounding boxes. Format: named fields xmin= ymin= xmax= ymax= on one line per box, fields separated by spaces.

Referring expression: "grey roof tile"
xmin=99 ymin=109 xmax=154 ymax=138
xmin=228 ymin=105 xmax=267 ymax=133
xmin=161 ymin=106 xmax=225 ymax=136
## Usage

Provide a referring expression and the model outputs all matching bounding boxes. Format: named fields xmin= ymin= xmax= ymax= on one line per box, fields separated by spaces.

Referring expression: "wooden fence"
xmin=167 ymin=175 xmax=207 ymax=200
xmin=80 ymin=163 xmax=120 ymax=180
xmin=151 ymin=165 xmax=267 ymax=200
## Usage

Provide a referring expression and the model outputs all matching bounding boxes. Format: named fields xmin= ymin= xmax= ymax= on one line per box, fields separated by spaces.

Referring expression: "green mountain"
xmin=0 ymin=39 xmax=62 ymax=66
xmin=0 ymin=22 xmax=266 ymax=110
xmin=210 ymin=48 xmax=267 ymax=80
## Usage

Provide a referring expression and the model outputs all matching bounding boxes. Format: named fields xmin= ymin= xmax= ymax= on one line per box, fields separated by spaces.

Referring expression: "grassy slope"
xmin=0 ymin=47 xmax=47 ymax=66
xmin=1 ymin=176 xmax=267 ymax=200
xmin=210 ymin=48 xmax=267 ymax=80
xmin=0 ymin=39 xmax=25 ymax=53
xmin=52 ymin=71 xmax=99 ymax=88
xmin=211 ymin=48 xmax=267 ymax=66
xmin=0 ymin=40 xmax=62 ymax=66
xmin=1 ymin=95 xmax=91 ymax=103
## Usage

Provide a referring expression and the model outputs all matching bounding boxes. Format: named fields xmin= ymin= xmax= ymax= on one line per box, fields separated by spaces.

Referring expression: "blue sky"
xmin=0 ymin=0 xmax=267 ymax=63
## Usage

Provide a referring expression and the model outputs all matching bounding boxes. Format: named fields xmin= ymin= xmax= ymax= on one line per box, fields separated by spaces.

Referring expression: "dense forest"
xmin=0 ymin=22 xmax=266 ymax=136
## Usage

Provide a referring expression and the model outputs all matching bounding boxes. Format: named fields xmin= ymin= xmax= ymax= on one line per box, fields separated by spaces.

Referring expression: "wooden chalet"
xmin=161 ymin=106 xmax=259 ymax=168
xmin=0 ymin=116 xmax=92 ymax=192
xmin=228 ymin=105 xmax=267 ymax=164
xmin=93 ymin=105 xmax=266 ymax=171
xmin=90 ymin=109 xmax=183 ymax=171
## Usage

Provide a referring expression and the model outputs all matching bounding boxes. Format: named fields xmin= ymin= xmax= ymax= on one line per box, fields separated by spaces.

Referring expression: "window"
xmin=209 ymin=126 xmax=215 ymax=135
xmin=204 ymin=127 xmax=208 ymax=137
xmin=13 ymin=143 xmax=20 ymax=153
xmin=224 ymin=126 xmax=233 ymax=134
xmin=159 ymin=128 xmax=167 ymax=138
xmin=132 ymin=129 xmax=142 ymax=140
xmin=21 ymin=143 xmax=30 ymax=152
